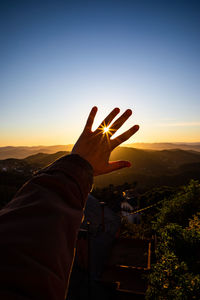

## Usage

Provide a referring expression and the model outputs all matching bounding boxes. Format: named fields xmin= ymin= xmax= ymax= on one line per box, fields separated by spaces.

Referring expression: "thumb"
xmin=107 ymin=160 xmax=131 ymax=173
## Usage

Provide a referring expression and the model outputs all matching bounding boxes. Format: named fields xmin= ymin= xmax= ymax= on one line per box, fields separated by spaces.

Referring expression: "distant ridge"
xmin=124 ymin=142 xmax=200 ymax=152
xmin=0 ymin=143 xmax=200 ymax=160
xmin=0 ymin=145 xmax=73 ymax=159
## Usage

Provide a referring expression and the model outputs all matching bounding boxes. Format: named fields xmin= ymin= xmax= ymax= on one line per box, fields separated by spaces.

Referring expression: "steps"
xmin=101 ymin=265 xmax=148 ymax=299
xmin=67 ymin=237 xmax=154 ymax=299
xmin=99 ymin=238 xmax=153 ymax=299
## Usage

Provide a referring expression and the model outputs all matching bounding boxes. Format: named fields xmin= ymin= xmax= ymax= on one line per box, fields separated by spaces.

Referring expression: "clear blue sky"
xmin=1 ymin=0 xmax=200 ymax=145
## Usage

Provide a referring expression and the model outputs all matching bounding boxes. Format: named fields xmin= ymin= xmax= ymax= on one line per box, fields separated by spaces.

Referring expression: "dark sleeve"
xmin=0 ymin=154 xmax=93 ymax=300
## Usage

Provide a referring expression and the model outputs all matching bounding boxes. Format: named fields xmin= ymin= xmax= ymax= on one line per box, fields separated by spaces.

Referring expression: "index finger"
xmin=84 ymin=106 xmax=98 ymax=131
xmin=96 ymin=107 xmax=120 ymax=131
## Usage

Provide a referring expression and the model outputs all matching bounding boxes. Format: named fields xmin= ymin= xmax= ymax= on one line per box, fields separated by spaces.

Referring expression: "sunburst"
xmin=96 ymin=122 xmax=116 ymax=139
xmin=103 ymin=126 xmax=110 ymax=134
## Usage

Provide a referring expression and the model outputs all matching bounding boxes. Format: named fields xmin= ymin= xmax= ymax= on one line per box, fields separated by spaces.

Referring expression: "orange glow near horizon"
xmin=1 ymin=121 xmax=200 ymax=147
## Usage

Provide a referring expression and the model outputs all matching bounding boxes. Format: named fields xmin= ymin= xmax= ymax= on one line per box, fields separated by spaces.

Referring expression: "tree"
xmin=146 ymin=180 xmax=200 ymax=300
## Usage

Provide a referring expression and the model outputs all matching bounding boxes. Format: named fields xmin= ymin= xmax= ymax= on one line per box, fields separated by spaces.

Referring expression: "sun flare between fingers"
xmin=103 ymin=127 xmax=110 ymax=134
xmin=97 ymin=122 xmax=116 ymax=138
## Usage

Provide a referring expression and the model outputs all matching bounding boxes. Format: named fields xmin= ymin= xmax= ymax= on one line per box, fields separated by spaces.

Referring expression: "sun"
xmin=98 ymin=123 xmax=115 ymax=136
xmin=103 ymin=126 xmax=110 ymax=134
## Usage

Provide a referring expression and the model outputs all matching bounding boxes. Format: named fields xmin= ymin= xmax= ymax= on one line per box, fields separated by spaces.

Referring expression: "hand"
xmin=72 ymin=107 xmax=139 ymax=176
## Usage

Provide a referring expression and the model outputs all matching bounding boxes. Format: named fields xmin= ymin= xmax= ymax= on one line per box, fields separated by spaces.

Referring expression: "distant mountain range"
xmin=0 ymin=147 xmax=200 ymax=191
xmin=0 ymin=145 xmax=73 ymax=160
xmin=0 ymin=143 xmax=200 ymax=160
xmin=124 ymin=142 xmax=200 ymax=152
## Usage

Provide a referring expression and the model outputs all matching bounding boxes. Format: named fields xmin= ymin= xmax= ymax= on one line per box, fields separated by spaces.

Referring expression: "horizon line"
xmin=1 ymin=141 xmax=200 ymax=148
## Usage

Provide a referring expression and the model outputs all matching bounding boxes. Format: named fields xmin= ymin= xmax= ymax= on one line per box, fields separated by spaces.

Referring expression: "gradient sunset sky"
xmin=1 ymin=0 xmax=200 ymax=146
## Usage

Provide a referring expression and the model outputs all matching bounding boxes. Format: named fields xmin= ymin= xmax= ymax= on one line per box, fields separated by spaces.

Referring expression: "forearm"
xmin=0 ymin=154 xmax=93 ymax=300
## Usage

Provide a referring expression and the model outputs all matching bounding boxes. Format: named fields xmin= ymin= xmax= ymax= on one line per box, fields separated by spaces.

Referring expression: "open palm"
xmin=72 ymin=107 xmax=139 ymax=176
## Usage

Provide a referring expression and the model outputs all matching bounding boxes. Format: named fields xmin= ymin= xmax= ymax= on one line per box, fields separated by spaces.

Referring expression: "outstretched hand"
xmin=72 ymin=107 xmax=139 ymax=176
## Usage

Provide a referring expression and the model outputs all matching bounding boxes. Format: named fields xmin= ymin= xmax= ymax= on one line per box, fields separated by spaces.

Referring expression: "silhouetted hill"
xmin=179 ymin=162 xmax=200 ymax=172
xmin=0 ymin=148 xmax=200 ymax=193
xmin=110 ymin=147 xmax=200 ymax=174
xmin=94 ymin=147 xmax=200 ymax=189
xmin=24 ymin=151 xmax=67 ymax=167
xmin=0 ymin=151 xmax=68 ymax=173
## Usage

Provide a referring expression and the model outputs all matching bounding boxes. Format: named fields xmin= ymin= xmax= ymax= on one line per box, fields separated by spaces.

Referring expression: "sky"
xmin=0 ymin=0 xmax=200 ymax=146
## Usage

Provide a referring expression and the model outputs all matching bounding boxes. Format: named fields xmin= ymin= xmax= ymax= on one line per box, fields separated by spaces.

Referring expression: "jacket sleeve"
xmin=0 ymin=154 xmax=93 ymax=300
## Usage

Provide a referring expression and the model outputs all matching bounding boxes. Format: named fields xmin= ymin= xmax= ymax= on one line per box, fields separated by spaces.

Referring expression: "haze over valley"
xmin=0 ymin=142 xmax=200 ymax=160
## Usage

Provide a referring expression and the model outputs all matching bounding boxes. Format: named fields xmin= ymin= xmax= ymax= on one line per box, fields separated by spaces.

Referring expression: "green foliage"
xmin=154 ymin=180 xmax=200 ymax=230
xmin=146 ymin=180 xmax=200 ymax=299
xmin=140 ymin=186 xmax=176 ymax=207
xmin=119 ymin=218 xmax=148 ymax=239
xmin=139 ymin=186 xmax=177 ymax=236
xmin=146 ymin=251 xmax=200 ymax=299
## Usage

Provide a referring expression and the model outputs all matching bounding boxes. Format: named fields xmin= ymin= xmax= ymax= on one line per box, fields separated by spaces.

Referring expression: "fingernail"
xmin=135 ymin=125 xmax=140 ymax=130
xmin=125 ymin=161 xmax=131 ymax=167
xmin=126 ymin=109 xmax=132 ymax=115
